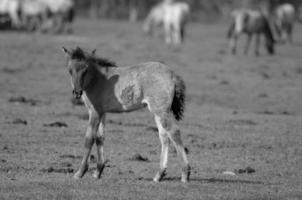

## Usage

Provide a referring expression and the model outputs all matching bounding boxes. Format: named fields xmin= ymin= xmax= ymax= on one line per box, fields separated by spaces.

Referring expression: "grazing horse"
xmin=62 ymin=47 xmax=190 ymax=182
xmin=19 ymin=0 xmax=50 ymax=32
xmin=227 ymin=9 xmax=275 ymax=55
xmin=143 ymin=1 xmax=190 ymax=45
xmin=39 ymin=0 xmax=74 ymax=33
xmin=0 ymin=0 xmax=21 ymax=29
xmin=273 ymin=3 xmax=295 ymax=44
xmin=143 ymin=2 xmax=165 ymax=36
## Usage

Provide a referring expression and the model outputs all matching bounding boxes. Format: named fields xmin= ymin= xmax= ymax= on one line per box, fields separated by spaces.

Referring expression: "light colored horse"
xmin=39 ymin=0 xmax=74 ymax=33
xmin=19 ymin=0 xmax=50 ymax=32
xmin=0 ymin=0 xmax=21 ymax=29
xmin=273 ymin=3 xmax=295 ymax=44
xmin=62 ymin=47 xmax=190 ymax=182
xmin=227 ymin=9 xmax=275 ymax=55
xmin=143 ymin=1 xmax=190 ymax=45
xmin=143 ymin=2 xmax=165 ymax=35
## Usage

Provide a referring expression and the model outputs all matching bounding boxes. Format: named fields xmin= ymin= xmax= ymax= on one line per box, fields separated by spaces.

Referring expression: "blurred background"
xmin=77 ymin=0 xmax=301 ymax=21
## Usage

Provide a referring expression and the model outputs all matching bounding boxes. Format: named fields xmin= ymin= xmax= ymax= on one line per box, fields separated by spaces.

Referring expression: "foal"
xmin=227 ymin=9 xmax=275 ymax=55
xmin=62 ymin=47 xmax=190 ymax=182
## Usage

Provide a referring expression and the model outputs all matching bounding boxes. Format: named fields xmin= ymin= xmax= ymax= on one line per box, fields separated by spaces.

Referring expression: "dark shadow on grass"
xmin=138 ymin=177 xmax=271 ymax=185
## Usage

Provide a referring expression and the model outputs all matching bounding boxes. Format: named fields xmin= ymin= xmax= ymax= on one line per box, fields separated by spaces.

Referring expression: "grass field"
xmin=0 ymin=19 xmax=302 ymax=200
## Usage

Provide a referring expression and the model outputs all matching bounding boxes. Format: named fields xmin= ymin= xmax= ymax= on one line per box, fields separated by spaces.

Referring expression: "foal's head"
xmin=62 ymin=47 xmax=117 ymax=99
xmin=62 ymin=47 xmax=96 ymax=99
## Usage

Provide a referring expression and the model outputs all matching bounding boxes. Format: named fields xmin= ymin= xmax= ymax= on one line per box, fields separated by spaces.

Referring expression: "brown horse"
xmin=227 ymin=9 xmax=275 ymax=55
xmin=62 ymin=47 xmax=190 ymax=182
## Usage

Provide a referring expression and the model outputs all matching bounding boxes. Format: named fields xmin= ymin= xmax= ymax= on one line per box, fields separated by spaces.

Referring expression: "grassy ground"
xmin=0 ymin=19 xmax=302 ymax=200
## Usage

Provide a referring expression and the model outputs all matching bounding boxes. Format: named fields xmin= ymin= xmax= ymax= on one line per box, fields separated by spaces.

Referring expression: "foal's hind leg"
xmin=74 ymin=111 xmax=100 ymax=179
xmin=93 ymin=114 xmax=106 ymax=179
xmin=156 ymin=113 xmax=190 ymax=182
xmin=153 ymin=115 xmax=169 ymax=182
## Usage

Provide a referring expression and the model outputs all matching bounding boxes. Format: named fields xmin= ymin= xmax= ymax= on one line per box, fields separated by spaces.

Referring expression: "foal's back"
xmin=98 ymin=62 xmax=176 ymax=113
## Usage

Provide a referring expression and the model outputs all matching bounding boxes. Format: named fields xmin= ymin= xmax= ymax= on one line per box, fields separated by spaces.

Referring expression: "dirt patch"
xmin=59 ymin=154 xmax=81 ymax=159
xmin=2 ymin=67 xmax=24 ymax=74
xmin=40 ymin=167 xmax=74 ymax=174
xmin=43 ymin=122 xmax=68 ymax=128
xmin=226 ymin=119 xmax=258 ymax=126
xmin=192 ymin=141 xmax=247 ymax=150
xmin=258 ymin=110 xmax=293 ymax=116
xmin=128 ymin=154 xmax=149 ymax=162
xmin=107 ymin=119 xmax=122 ymax=125
xmin=8 ymin=96 xmax=41 ymax=106
xmin=145 ymin=126 xmax=158 ymax=132
xmin=236 ymin=167 xmax=256 ymax=174
xmin=10 ymin=118 xmax=27 ymax=125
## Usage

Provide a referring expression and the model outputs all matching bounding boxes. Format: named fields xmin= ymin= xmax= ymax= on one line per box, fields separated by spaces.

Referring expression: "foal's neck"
xmin=89 ymin=62 xmax=115 ymax=83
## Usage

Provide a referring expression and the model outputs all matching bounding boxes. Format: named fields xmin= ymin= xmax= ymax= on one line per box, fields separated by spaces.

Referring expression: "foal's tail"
xmin=171 ymin=74 xmax=186 ymax=121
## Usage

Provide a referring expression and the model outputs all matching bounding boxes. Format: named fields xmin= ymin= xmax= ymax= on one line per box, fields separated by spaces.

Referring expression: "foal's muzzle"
xmin=72 ymin=90 xmax=83 ymax=99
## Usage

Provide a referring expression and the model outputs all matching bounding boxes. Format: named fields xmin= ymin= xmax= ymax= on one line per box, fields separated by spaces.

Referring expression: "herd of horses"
xmin=0 ymin=0 xmax=74 ymax=33
xmin=227 ymin=3 xmax=296 ymax=55
xmin=144 ymin=1 xmax=297 ymax=55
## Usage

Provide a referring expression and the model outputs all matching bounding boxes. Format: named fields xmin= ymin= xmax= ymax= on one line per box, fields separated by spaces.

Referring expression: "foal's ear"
xmin=62 ymin=46 xmax=71 ymax=57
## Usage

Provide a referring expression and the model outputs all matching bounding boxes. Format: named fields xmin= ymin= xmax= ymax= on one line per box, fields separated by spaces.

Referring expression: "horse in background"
xmin=272 ymin=3 xmax=295 ymax=44
xmin=19 ymin=0 xmax=51 ymax=32
xmin=143 ymin=2 xmax=165 ymax=36
xmin=227 ymin=9 xmax=275 ymax=56
xmin=0 ymin=0 xmax=21 ymax=29
xmin=143 ymin=1 xmax=190 ymax=46
xmin=62 ymin=47 xmax=190 ymax=182
xmin=39 ymin=0 xmax=74 ymax=33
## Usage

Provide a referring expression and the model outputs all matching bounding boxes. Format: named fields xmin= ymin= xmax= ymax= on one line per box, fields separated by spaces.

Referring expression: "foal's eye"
xmin=68 ymin=69 xmax=72 ymax=75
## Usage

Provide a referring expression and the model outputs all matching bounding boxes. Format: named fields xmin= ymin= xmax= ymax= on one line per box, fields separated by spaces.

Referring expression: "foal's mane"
xmin=70 ymin=47 xmax=117 ymax=68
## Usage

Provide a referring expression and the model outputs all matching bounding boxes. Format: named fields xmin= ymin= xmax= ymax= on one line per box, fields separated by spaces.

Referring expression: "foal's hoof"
xmin=73 ymin=165 xmax=88 ymax=179
xmin=73 ymin=171 xmax=84 ymax=179
xmin=181 ymin=165 xmax=191 ymax=183
xmin=92 ymin=164 xmax=106 ymax=179
xmin=92 ymin=170 xmax=101 ymax=179
xmin=153 ymin=169 xmax=167 ymax=182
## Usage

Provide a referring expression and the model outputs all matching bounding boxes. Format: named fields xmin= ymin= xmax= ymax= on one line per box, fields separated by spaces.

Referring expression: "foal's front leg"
xmin=74 ymin=112 xmax=100 ymax=179
xmin=93 ymin=114 xmax=106 ymax=179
